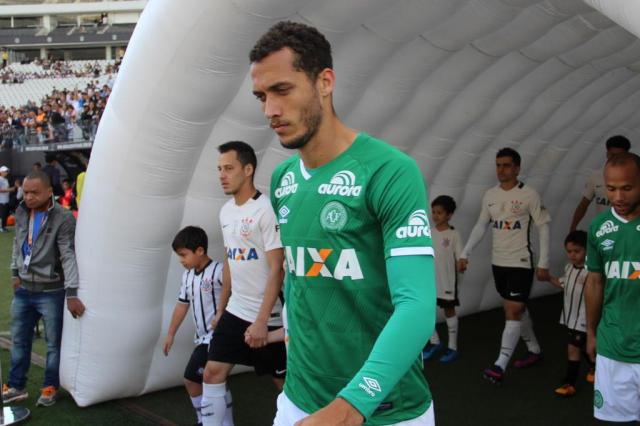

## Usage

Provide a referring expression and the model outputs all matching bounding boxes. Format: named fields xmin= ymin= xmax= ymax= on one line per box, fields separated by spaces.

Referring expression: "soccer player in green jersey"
xmin=586 ymin=152 xmax=640 ymax=422
xmin=249 ymin=22 xmax=437 ymax=426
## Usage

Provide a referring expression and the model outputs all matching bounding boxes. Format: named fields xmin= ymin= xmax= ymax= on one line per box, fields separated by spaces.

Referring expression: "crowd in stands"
xmin=0 ymin=80 xmax=112 ymax=149
xmin=0 ymin=59 xmax=119 ymax=85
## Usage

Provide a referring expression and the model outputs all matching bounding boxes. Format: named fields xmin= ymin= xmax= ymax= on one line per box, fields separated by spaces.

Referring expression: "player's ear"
xmin=244 ymin=163 xmax=254 ymax=179
xmin=316 ymin=68 xmax=335 ymax=98
xmin=196 ymin=247 xmax=206 ymax=256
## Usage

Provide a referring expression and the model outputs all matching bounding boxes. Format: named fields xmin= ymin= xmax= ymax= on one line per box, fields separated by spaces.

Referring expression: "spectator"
xmin=3 ymin=171 xmax=85 ymax=407
xmin=0 ymin=165 xmax=14 ymax=231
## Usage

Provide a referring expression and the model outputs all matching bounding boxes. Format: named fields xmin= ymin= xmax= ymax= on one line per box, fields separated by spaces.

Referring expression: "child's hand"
xmin=162 ymin=335 xmax=173 ymax=356
xmin=548 ymin=276 xmax=563 ymax=289
xmin=457 ymin=259 xmax=467 ymax=273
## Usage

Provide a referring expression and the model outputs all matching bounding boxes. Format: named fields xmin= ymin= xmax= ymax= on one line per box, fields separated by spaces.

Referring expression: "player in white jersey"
xmin=201 ymin=141 xmax=286 ymax=426
xmin=460 ymin=148 xmax=551 ymax=384
xmin=547 ymin=230 xmax=594 ymax=397
xmin=423 ymin=195 xmax=464 ymax=363
xmin=569 ymin=135 xmax=630 ymax=231
xmin=163 ymin=226 xmax=233 ymax=425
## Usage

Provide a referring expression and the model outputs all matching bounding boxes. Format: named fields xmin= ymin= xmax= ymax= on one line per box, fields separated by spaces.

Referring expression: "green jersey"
xmin=586 ymin=208 xmax=640 ymax=363
xmin=270 ymin=133 xmax=434 ymax=424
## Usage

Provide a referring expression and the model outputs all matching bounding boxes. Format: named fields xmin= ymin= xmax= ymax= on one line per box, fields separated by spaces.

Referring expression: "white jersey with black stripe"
xmin=559 ymin=263 xmax=588 ymax=332
xmin=178 ymin=260 xmax=223 ymax=345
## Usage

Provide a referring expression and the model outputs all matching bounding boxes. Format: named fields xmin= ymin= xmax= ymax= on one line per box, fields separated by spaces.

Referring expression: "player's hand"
xmin=67 ymin=297 xmax=86 ymax=319
xmin=457 ymin=259 xmax=467 ymax=273
xmin=535 ymin=268 xmax=550 ymax=282
xmin=244 ymin=320 xmax=268 ymax=348
xmin=11 ymin=276 xmax=21 ymax=291
xmin=295 ymin=398 xmax=364 ymax=426
xmin=586 ymin=330 xmax=597 ymax=363
xmin=211 ymin=310 xmax=223 ymax=330
xmin=458 ymin=258 xmax=468 ymax=272
xmin=163 ymin=335 xmax=174 ymax=356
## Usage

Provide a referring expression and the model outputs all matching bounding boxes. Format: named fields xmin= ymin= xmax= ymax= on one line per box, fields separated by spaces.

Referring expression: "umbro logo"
xmin=318 ymin=170 xmax=362 ymax=197
xmin=275 ymin=172 xmax=298 ymax=199
xmin=601 ymin=239 xmax=614 ymax=251
xmin=359 ymin=376 xmax=381 ymax=397
xmin=278 ymin=205 xmax=290 ymax=224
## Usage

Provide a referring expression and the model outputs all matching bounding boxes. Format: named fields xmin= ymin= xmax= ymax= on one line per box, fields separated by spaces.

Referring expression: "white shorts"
xmin=273 ymin=392 xmax=435 ymax=426
xmin=594 ymin=354 xmax=640 ymax=422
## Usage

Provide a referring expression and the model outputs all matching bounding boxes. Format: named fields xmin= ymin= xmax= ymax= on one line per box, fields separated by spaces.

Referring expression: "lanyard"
xmin=27 ymin=210 xmax=48 ymax=250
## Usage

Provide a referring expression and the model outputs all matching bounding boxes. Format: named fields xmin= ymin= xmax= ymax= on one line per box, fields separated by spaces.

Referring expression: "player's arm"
xmin=569 ymin=197 xmax=591 ymax=232
xmin=585 ymin=271 xmax=604 ymax=362
xmin=245 ymin=247 xmax=284 ymax=348
xmin=309 ymin=156 xmax=436 ymax=424
xmin=10 ymin=230 xmax=21 ymax=290
xmin=163 ymin=302 xmax=189 ymax=356
xmin=584 ymin=221 xmax=604 ymax=363
xmin=459 ymin=196 xmax=491 ymax=269
xmin=213 ymin=256 xmax=232 ymax=329
xmin=57 ymin=210 xmax=85 ymax=318
xmin=530 ymin=191 xmax=551 ymax=281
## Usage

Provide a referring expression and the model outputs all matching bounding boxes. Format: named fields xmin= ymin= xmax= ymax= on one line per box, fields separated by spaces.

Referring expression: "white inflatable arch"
xmin=61 ymin=0 xmax=640 ymax=406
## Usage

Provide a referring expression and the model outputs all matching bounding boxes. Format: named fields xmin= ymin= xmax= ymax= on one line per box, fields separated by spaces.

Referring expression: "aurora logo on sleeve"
xmin=396 ymin=209 xmax=431 ymax=238
xmin=275 ymin=172 xmax=298 ymax=198
xmin=318 ymin=170 xmax=362 ymax=197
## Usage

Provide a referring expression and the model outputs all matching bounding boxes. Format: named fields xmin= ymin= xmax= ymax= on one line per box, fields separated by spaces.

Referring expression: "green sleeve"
xmin=337 ymin=254 xmax=436 ymax=419
xmin=585 ymin=220 xmax=603 ymax=273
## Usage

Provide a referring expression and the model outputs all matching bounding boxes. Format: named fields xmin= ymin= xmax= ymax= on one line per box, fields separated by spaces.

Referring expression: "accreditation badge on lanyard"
xmin=23 ymin=210 xmax=48 ymax=273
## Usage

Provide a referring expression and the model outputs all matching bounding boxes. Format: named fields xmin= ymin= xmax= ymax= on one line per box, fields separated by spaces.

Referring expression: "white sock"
xmin=495 ymin=320 xmax=521 ymax=371
xmin=222 ymin=389 xmax=234 ymax=426
xmin=446 ymin=316 xmax=459 ymax=351
xmin=429 ymin=329 xmax=440 ymax=345
xmin=201 ymin=382 xmax=228 ymax=426
xmin=520 ymin=309 xmax=541 ymax=354
xmin=191 ymin=395 xmax=203 ymax=423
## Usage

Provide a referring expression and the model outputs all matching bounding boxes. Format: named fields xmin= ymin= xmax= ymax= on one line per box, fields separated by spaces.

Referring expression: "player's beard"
xmin=280 ymin=91 xmax=323 ymax=150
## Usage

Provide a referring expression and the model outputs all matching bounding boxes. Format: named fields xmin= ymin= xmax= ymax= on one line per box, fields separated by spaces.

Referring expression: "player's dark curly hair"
xmin=172 ymin=226 xmax=208 ymax=254
xmin=605 ymin=135 xmax=630 ymax=151
xmin=496 ymin=147 xmax=521 ymax=167
xmin=564 ymin=230 xmax=587 ymax=248
xmin=249 ymin=21 xmax=332 ymax=81
xmin=431 ymin=195 xmax=457 ymax=215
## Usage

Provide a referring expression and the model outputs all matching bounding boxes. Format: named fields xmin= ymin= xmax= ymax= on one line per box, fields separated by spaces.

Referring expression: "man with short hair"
xmin=251 ymin=21 xmax=437 ymax=425
xmin=200 ymin=141 xmax=286 ymax=426
xmin=460 ymin=147 xmax=551 ymax=384
xmin=570 ymin=135 xmax=631 ymax=231
xmin=586 ymin=152 xmax=640 ymax=423
xmin=2 ymin=171 xmax=85 ymax=407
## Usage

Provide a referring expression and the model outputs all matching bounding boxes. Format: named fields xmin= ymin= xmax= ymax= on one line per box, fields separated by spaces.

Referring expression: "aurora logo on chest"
xmin=318 ymin=170 xmax=362 ymax=197
xmin=275 ymin=172 xmax=298 ymax=199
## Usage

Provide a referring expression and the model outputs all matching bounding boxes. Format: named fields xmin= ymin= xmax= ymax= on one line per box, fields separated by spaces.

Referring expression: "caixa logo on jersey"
xmin=596 ymin=220 xmax=619 ymax=237
xmin=605 ymin=260 xmax=640 ymax=280
xmin=274 ymin=172 xmax=298 ymax=199
xmin=284 ymin=246 xmax=363 ymax=280
xmin=227 ymin=247 xmax=259 ymax=261
xmin=318 ymin=170 xmax=362 ymax=197
xmin=396 ymin=209 xmax=431 ymax=238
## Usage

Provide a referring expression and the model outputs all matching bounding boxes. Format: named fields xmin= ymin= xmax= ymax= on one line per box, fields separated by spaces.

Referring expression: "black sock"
xmin=565 ymin=360 xmax=580 ymax=385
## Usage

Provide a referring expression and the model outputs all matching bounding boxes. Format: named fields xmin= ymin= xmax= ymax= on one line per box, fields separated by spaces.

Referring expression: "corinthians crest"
xmin=510 ymin=200 xmax=524 ymax=215
xmin=239 ymin=217 xmax=254 ymax=237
